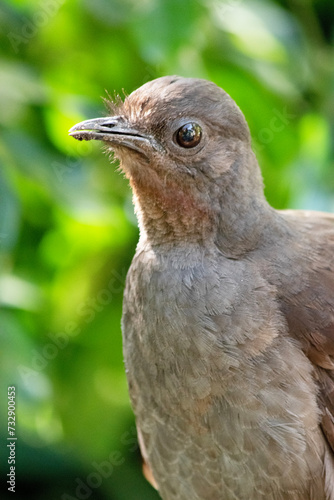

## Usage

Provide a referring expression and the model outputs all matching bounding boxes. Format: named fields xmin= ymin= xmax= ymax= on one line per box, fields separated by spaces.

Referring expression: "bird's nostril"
xmin=103 ymin=121 xmax=117 ymax=128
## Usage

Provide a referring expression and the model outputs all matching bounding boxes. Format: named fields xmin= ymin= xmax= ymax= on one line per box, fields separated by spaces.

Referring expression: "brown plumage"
xmin=69 ymin=76 xmax=334 ymax=499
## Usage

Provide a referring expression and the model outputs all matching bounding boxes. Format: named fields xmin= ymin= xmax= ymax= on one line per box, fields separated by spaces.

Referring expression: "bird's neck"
xmin=215 ymin=151 xmax=279 ymax=257
xmin=129 ymin=151 xmax=280 ymax=256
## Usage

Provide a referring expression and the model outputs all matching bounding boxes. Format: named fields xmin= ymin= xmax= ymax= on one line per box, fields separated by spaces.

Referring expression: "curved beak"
xmin=68 ymin=116 xmax=163 ymax=154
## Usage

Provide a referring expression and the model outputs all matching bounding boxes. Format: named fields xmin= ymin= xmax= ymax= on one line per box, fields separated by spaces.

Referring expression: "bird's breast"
xmin=121 ymin=247 xmax=326 ymax=499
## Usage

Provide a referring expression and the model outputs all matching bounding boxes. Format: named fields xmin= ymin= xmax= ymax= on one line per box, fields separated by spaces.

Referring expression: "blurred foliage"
xmin=0 ymin=0 xmax=333 ymax=498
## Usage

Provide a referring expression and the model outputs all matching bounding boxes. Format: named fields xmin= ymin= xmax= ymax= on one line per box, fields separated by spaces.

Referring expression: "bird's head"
xmin=69 ymin=76 xmax=268 ymax=250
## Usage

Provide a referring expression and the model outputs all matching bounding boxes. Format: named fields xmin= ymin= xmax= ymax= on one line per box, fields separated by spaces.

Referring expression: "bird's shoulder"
xmin=273 ymin=209 xmax=334 ymax=367
xmin=261 ymin=209 xmax=334 ymax=454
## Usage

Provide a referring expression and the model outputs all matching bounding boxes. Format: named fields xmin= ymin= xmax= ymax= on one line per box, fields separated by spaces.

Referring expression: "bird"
xmin=69 ymin=76 xmax=334 ymax=500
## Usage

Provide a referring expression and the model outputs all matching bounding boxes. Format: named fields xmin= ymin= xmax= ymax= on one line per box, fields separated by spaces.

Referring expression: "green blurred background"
xmin=1 ymin=0 xmax=333 ymax=498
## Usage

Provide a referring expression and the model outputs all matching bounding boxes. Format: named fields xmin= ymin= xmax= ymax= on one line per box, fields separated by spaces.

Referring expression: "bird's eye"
xmin=175 ymin=122 xmax=202 ymax=148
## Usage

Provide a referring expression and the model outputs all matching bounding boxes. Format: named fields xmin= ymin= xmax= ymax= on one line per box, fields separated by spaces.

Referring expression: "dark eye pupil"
xmin=176 ymin=122 xmax=202 ymax=148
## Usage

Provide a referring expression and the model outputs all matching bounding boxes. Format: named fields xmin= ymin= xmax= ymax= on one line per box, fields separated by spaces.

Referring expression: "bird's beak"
xmin=68 ymin=116 xmax=163 ymax=154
